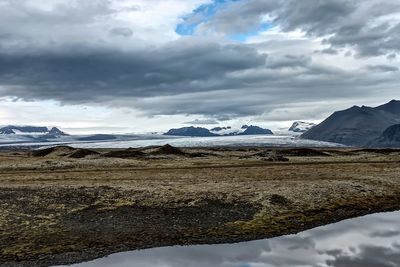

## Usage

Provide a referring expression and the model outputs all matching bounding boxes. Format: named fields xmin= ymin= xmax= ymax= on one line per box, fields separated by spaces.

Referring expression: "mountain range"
xmin=164 ymin=125 xmax=273 ymax=137
xmin=302 ymin=100 xmax=400 ymax=146
xmin=0 ymin=126 xmax=67 ymax=136
xmin=1 ymin=100 xmax=399 ymax=148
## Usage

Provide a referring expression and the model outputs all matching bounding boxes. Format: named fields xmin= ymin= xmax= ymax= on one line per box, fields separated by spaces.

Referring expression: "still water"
xmin=64 ymin=211 xmax=400 ymax=267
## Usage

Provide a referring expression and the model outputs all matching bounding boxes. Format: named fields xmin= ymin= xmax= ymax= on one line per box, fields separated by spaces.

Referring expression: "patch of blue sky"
xmin=176 ymin=0 xmax=272 ymax=42
xmin=175 ymin=0 xmax=240 ymax=36
xmin=230 ymin=22 xmax=273 ymax=41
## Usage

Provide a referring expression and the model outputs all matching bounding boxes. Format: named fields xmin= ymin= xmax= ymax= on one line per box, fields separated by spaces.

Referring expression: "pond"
xmin=61 ymin=211 xmax=400 ymax=267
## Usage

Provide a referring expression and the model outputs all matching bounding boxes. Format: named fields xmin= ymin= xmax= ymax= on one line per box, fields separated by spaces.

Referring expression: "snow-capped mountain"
xmin=0 ymin=125 xmax=67 ymax=136
xmin=210 ymin=126 xmax=238 ymax=136
xmin=288 ymin=121 xmax=316 ymax=133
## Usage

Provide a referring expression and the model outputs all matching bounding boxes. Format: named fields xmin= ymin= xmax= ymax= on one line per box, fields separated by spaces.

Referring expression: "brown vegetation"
xmin=0 ymin=145 xmax=400 ymax=267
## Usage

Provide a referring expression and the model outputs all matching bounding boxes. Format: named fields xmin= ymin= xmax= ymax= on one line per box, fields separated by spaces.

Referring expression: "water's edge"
xmin=7 ymin=204 xmax=400 ymax=267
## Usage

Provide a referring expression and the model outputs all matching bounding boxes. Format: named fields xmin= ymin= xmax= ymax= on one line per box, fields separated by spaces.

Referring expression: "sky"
xmin=0 ymin=0 xmax=399 ymax=134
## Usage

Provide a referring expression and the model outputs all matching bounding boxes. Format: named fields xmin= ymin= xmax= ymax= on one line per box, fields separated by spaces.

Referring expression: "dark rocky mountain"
xmin=0 ymin=125 xmax=48 ymax=134
xmin=0 ymin=125 xmax=67 ymax=136
xmin=48 ymin=127 xmax=67 ymax=136
xmin=0 ymin=128 xmax=16 ymax=134
xmin=369 ymin=124 xmax=400 ymax=147
xmin=164 ymin=125 xmax=273 ymax=137
xmin=239 ymin=126 xmax=273 ymax=135
xmin=289 ymin=121 xmax=316 ymax=133
xmin=301 ymin=100 xmax=400 ymax=146
xmin=164 ymin=127 xmax=218 ymax=137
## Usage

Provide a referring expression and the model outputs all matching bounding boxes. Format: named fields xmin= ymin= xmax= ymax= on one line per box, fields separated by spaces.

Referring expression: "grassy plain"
xmin=0 ymin=145 xmax=400 ymax=266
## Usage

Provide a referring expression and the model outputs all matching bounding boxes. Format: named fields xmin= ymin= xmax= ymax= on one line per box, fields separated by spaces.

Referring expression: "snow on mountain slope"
xmin=0 ymin=125 xmax=67 ymax=136
xmin=289 ymin=121 xmax=316 ymax=133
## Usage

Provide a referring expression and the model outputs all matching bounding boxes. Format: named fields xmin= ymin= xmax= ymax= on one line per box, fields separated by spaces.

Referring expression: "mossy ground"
xmin=0 ymin=147 xmax=399 ymax=267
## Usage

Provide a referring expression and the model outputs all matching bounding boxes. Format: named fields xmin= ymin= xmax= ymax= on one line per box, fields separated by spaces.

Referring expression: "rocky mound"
xmin=68 ymin=149 xmax=100 ymax=159
xmin=32 ymin=146 xmax=99 ymax=158
xmin=150 ymin=144 xmax=186 ymax=155
xmin=103 ymin=148 xmax=146 ymax=158
xmin=353 ymin=148 xmax=400 ymax=154
xmin=32 ymin=146 xmax=76 ymax=157
xmin=276 ymin=148 xmax=330 ymax=157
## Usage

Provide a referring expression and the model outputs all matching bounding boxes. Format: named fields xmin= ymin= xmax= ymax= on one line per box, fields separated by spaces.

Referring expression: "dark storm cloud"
xmin=0 ymin=40 xmax=266 ymax=103
xmin=0 ymin=38 xmax=398 ymax=118
xmin=198 ymin=0 xmax=400 ymax=57
xmin=0 ymin=0 xmax=399 ymax=120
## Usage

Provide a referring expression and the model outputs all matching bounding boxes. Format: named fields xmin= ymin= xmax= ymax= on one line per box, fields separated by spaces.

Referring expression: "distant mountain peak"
xmin=238 ymin=125 xmax=273 ymax=135
xmin=302 ymin=100 xmax=400 ymax=146
xmin=48 ymin=127 xmax=67 ymax=136
xmin=164 ymin=126 xmax=217 ymax=137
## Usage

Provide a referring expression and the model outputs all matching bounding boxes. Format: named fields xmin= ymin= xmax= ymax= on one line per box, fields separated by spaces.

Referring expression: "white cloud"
xmin=0 ymin=0 xmax=399 ymax=133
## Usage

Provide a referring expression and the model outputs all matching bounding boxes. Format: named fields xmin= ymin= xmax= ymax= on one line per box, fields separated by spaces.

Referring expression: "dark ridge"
xmin=275 ymin=148 xmax=330 ymax=157
xmin=68 ymin=149 xmax=100 ymax=159
xmin=32 ymin=146 xmax=76 ymax=157
xmin=353 ymin=148 xmax=400 ymax=154
xmin=102 ymin=148 xmax=146 ymax=158
xmin=151 ymin=144 xmax=186 ymax=155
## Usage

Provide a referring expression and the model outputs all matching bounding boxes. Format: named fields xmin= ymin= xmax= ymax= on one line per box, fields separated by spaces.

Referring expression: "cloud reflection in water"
xmin=66 ymin=211 xmax=400 ymax=267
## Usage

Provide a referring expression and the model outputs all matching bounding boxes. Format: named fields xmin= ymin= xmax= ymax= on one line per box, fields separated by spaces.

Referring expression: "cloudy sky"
xmin=0 ymin=0 xmax=399 ymax=134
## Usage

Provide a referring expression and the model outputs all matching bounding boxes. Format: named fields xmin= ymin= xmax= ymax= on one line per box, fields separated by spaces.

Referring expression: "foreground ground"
xmin=0 ymin=145 xmax=400 ymax=267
